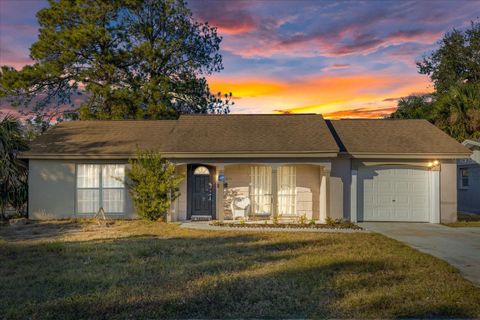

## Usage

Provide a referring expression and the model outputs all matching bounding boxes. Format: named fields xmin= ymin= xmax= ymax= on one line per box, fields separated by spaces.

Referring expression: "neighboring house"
xmin=20 ymin=114 xmax=471 ymax=223
xmin=457 ymin=139 xmax=480 ymax=214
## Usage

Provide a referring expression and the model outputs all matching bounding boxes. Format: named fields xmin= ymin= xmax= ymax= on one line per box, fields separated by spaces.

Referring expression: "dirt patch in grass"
xmin=1 ymin=220 xmax=479 ymax=319
xmin=444 ymin=212 xmax=480 ymax=227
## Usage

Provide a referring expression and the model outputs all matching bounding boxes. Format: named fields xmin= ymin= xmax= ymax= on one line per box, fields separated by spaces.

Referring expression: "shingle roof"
xmin=327 ymin=119 xmax=471 ymax=155
xmin=22 ymin=114 xmax=339 ymax=158
xmin=22 ymin=115 xmax=471 ymax=159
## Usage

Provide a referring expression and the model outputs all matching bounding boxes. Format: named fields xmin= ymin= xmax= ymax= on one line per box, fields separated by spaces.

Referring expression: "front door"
xmin=188 ymin=165 xmax=215 ymax=218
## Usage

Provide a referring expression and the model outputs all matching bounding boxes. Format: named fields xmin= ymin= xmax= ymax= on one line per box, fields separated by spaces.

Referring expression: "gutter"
xmin=19 ymin=151 xmax=340 ymax=160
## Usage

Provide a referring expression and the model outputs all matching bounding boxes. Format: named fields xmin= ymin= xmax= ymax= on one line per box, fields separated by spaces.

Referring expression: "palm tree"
xmin=0 ymin=115 xmax=28 ymax=219
xmin=433 ymin=83 xmax=480 ymax=141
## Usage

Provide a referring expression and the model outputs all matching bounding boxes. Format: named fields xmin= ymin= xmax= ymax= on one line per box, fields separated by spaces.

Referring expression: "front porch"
xmin=169 ymin=162 xmax=331 ymax=223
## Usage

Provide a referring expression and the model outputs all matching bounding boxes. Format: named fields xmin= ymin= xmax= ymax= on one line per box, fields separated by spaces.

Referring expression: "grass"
xmin=1 ymin=220 xmax=479 ymax=319
xmin=444 ymin=212 xmax=480 ymax=227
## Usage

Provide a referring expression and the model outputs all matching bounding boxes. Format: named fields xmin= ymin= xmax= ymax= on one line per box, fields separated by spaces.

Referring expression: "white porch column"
xmin=350 ymin=169 xmax=358 ymax=223
xmin=216 ymin=164 xmax=225 ymax=222
xmin=271 ymin=165 xmax=279 ymax=219
xmin=430 ymin=167 xmax=440 ymax=223
xmin=319 ymin=167 xmax=330 ymax=223
xmin=167 ymin=189 xmax=173 ymax=222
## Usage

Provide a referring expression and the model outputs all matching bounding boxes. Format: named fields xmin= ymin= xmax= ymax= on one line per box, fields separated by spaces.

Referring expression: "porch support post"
xmin=350 ymin=169 xmax=358 ymax=223
xmin=216 ymin=165 xmax=225 ymax=222
xmin=429 ymin=167 xmax=440 ymax=223
xmin=319 ymin=167 xmax=330 ymax=223
xmin=271 ymin=165 xmax=279 ymax=220
xmin=167 ymin=189 xmax=173 ymax=223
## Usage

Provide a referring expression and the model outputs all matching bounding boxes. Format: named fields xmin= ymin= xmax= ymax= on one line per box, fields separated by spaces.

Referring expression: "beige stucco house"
xmin=21 ymin=114 xmax=471 ymax=223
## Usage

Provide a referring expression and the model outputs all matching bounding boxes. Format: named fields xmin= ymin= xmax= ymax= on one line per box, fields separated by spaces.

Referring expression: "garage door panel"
xmin=359 ymin=167 xmax=430 ymax=222
xmin=395 ymin=195 xmax=409 ymax=205
xmin=377 ymin=195 xmax=392 ymax=205
xmin=378 ymin=181 xmax=394 ymax=192
xmin=395 ymin=181 xmax=409 ymax=193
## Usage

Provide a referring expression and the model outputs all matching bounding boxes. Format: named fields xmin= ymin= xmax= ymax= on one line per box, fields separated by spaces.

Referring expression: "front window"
xmin=76 ymin=164 xmax=125 ymax=214
xmin=460 ymin=168 xmax=469 ymax=189
xmin=278 ymin=166 xmax=296 ymax=216
xmin=249 ymin=166 xmax=272 ymax=217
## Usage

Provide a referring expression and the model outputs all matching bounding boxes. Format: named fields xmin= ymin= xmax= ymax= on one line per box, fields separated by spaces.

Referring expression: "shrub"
xmin=125 ymin=150 xmax=184 ymax=221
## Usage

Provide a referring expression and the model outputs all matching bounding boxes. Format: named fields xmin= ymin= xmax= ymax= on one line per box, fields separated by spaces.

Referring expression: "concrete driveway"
xmin=359 ymin=222 xmax=480 ymax=287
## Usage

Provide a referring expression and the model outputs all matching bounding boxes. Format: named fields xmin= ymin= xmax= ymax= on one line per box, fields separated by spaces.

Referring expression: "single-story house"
xmin=21 ymin=114 xmax=471 ymax=223
xmin=457 ymin=139 xmax=480 ymax=214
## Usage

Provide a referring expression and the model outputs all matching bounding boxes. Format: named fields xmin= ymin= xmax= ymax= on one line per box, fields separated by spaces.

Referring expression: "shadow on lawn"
xmin=0 ymin=220 xmax=86 ymax=242
xmin=1 ymin=232 xmax=478 ymax=319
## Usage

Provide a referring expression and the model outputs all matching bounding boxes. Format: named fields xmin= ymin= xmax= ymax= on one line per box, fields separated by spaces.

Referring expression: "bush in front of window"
xmin=126 ymin=150 xmax=184 ymax=221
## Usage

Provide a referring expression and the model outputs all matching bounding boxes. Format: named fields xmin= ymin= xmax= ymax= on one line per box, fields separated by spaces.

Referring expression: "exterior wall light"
xmin=428 ymin=160 xmax=440 ymax=168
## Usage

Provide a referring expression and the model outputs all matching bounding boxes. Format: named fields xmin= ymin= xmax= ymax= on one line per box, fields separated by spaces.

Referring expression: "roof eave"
xmin=344 ymin=152 xmax=472 ymax=159
xmin=20 ymin=151 xmax=339 ymax=160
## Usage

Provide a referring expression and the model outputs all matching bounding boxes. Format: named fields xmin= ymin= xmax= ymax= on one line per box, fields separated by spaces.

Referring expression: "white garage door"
xmin=358 ymin=167 xmax=430 ymax=222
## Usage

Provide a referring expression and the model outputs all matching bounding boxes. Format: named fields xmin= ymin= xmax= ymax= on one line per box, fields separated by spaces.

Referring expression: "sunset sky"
xmin=1 ymin=0 xmax=479 ymax=118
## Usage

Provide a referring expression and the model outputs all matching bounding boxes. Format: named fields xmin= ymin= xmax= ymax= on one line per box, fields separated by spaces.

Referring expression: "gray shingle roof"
xmin=22 ymin=114 xmax=339 ymax=158
xmin=327 ymin=119 xmax=471 ymax=155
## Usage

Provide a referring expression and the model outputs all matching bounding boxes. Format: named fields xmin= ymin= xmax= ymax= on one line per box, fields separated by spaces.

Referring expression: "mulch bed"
xmin=210 ymin=221 xmax=362 ymax=230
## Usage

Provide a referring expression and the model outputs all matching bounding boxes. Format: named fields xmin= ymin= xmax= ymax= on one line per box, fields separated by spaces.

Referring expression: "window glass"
xmin=76 ymin=164 xmax=125 ymax=214
xmin=77 ymin=189 xmax=100 ymax=213
xmin=249 ymin=166 xmax=272 ymax=215
xmin=77 ymin=164 xmax=100 ymax=188
xmin=194 ymin=166 xmax=210 ymax=175
xmin=461 ymin=168 xmax=469 ymax=187
xmin=278 ymin=166 xmax=296 ymax=216
xmin=102 ymin=189 xmax=124 ymax=213
xmin=102 ymin=165 xmax=125 ymax=188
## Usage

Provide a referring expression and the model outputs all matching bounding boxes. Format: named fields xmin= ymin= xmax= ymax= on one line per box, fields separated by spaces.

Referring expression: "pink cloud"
xmin=223 ymin=27 xmax=442 ymax=58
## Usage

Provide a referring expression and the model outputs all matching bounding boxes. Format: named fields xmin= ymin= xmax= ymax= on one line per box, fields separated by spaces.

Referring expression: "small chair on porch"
xmin=231 ymin=197 xmax=250 ymax=220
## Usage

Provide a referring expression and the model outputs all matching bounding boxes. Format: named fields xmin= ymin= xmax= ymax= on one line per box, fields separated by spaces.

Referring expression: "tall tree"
xmin=390 ymin=21 xmax=480 ymax=141
xmin=0 ymin=0 xmax=232 ymax=120
xmin=417 ymin=20 xmax=480 ymax=93
xmin=0 ymin=115 xmax=28 ymax=219
xmin=433 ymin=83 xmax=480 ymax=142
xmin=389 ymin=95 xmax=434 ymax=120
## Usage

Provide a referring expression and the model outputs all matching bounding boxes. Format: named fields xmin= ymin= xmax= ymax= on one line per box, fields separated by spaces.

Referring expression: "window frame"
xmin=459 ymin=167 xmax=469 ymax=190
xmin=75 ymin=164 xmax=126 ymax=215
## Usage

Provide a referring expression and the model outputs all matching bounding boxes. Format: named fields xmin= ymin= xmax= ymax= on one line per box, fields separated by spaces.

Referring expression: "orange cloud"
xmin=322 ymin=107 xmax=398 ymax=119
xmin=208 ymin=73 xmax=432 ymax=117
xmin=209 ymin=78 xmax=287 ymax=98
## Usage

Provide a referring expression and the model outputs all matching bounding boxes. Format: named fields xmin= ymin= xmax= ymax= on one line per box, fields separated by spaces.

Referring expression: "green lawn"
xmin=444 ymin=212 xmax=480 ymax=227
xmin=1 ymin=220 xmax=479 ymax=319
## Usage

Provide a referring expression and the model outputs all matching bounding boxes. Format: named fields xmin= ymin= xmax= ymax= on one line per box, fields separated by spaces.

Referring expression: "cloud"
xmin=224 ymin=27 xmax=442 ymax=58
xmin=322 ymin=106 xmax=397 ymax=119
xmin=211 ymin=0 xmax=478 ymax=58
xmin=190 ymin=0 xmax=257 ymax=35
xmin=209 ymin=72 xmax=432 ymax=115
xmin=321 ymin=63 xmax=351 ymax=72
